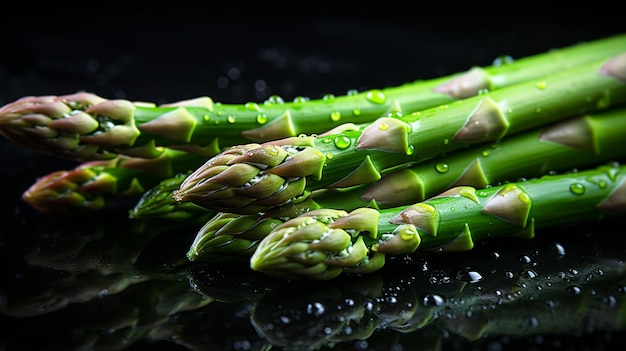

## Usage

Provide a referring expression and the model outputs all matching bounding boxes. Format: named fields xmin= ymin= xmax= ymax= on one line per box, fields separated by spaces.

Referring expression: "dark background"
xmin=1 ymin=4 xmax=625 ymax=351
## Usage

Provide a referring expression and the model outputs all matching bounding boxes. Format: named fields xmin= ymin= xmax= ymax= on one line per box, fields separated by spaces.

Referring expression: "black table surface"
xmin=1 ymin=6 xmax=625 ymax=351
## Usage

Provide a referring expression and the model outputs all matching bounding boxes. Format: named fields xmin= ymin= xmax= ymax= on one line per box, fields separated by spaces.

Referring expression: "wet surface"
xmin=1 ymin=7 xmax=625 ymax=351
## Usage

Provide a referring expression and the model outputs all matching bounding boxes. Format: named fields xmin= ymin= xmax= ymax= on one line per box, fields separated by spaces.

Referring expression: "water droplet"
xmin=378 ymin=122 xmax=389 ymax=131
xmin=366 ymin=89 xmax=386 ymax=104
xmin=504 ymin=271 xmax=515 ymax=279
xmin=387 ymin=111 xmax=403 ymax=118
xmin=293 ymin=96 xmax=309 ymax=103
xmin=421 ymin=293 xmax=445 ymax=307
xmin=481 ymin=149 xmax=490 ymax=157
xmin=406 ymin=145 xmax=414 ymax=155
xmin=227 ymin=115 xmax=236 ymax=123
xmin=535 ymin=81 xmax=547 ymax=90
xmin=567 ymin=285 xmax=582 ymax=295
xmin=203 ymin=114 xmax=210 ymax=121
xmin=550 ymin=243 xmax=566 ymax=256
xmin=435 ymin=163 xmax=449 ymax=173
xmin=493 ymin=55 xmax=514 ymax=66
xmin=518 ymin=255 xmax=532 ymax=264
xmin=519 ymin=269 xmax=538 ymax=279
xmin=306 ymin=302 xmax=325 ymax=316
xmin=569 ymin=183 xmax=586 ymax=195
xmin=322 ymin=94 xmax=335 ymax=101
xmin=256 ymin=113 xmax=268 ymax=124
xmin=443 ymin=138 xmax=449 ymax=145
xmin=455 ymin=269 xmax=483 ymax=284
xmin=330 ymin=111 xmax=341 ymax=121
xmin=347 ymin=89 xmax=358 ymax=96
xmin=264 ymin=95 xmax=285 ymax=105
xmin=333 ymin=136 xmax=351 ymax=149
xmin=352 ymin=108 xmax=361 ymax=116
xmin=244 ymin=102 xmax=260 ymax=111
xmin=325 ymin=152 xmax=333 ymax=159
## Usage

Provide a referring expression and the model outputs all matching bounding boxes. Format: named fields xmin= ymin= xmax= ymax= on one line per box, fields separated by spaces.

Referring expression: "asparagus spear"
xmin=130 ymin=102 xmax=626 ymax=220
xmin=249 ymin=162 xmax=626 ymax=280
xmin=185 ymin=106 xmax=626 ymax=261
xmin=21 ymin=148 xmax=207 ymax=215
xmin=3 ymin=34 xmax=626 ymax=162
xmin=174 ymin=53 xmax=626 ymax=215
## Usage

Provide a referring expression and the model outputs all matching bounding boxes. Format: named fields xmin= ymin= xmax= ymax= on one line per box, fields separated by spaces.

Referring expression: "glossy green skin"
xmin=4 ymin=34 xmax=626 ymax=162
xmin=250 ymin=163 xmax=626 ymax=280
xmin=376 ymin=162 xmax=626 ymax=253
xmin=178 ymin=55 xmax=626 ymax=214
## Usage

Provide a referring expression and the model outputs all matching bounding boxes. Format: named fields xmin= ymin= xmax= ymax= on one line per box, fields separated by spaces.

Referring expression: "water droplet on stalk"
xmin=256 ymin=114 xmax=268 ymax=124
xmin=330 ymin=111 xmax=341 ymax=121
xmin=569 ymin=183 xmax=586 ymax=195
xmin=366 ymin=89 xmax=386 ymax=104
xmin=333 ymin=136 xmax=351 ymax=149
xmin=435 ymin=163 xmax=449 ymax=173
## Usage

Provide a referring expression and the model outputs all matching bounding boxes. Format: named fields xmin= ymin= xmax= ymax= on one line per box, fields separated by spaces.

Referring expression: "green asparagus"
xmin=22 ymin=148 xmax=207 ymax=215
xmin=185 ymin=106 xmax=626 ymax=261
xmin=250 ymin=162 xmax=626 ymax=280
xmin=3 ymin=34 xmax=626 ymax=162
xmin=173 ymin=53 xmax=626 ymax=215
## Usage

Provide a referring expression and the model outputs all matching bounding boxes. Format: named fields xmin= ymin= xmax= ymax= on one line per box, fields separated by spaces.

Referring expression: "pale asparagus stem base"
xmin=174 ymin=53 xmax=626 ymax=215
xmin=249 ymin=162 xmax=626 ymax=280
xmin=3 ymin=34 xmax=626 ymax=162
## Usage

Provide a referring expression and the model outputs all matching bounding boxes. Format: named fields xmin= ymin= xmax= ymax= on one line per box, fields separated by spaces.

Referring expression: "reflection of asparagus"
xmin=186 ymin=107 xmax=626 ymax=262
xmin=4 ymin=34 xmax=626 ymax=161
xmin=174 ymin=54 xmax=626 ymax=215
xmin=250 ymin=162 xmax=626 ymax=280
xmin=247 ymin=250 xmax=626 ymax=351
xmin=0 ymin=277 xmax=213 ymax=351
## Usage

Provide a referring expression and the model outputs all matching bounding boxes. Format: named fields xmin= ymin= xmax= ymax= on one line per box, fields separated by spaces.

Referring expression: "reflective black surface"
xmin=1 ymin=7 xmax=625 ymax=351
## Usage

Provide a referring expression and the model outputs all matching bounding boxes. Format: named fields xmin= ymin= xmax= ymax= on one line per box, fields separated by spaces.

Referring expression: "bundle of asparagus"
xmin=1 ymin=34 xmax=625 ymax=283
xmin=185 ymin=107 xmax=626 ymax=262
xmin=173 ymin=53 xmax=626 ymax=215
xmin=6 ymin=34 xmax=626 ymax=215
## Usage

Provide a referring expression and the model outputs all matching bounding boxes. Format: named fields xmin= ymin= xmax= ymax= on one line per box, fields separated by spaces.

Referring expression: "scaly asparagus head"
xmin=174 ymin=53 xmax=626 ymax=215
xmin=249 ymin=208 xmax=389 ymax=280
xmin=186 ymin=195 xmax=323 ymax=262
xmin=4 ymin=34 xmax=626 ymax=162
xmin=22 ymin=148 xmax=207 ymax=215
xmin=251 ymin=162 xmax=626 ymax=280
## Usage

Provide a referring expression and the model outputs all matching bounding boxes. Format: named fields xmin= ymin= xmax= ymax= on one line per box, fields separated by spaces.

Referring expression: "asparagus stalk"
xmin=174 ymin=53 xmax=626 ymax=215
xmin=140 ymin=105 xmax=626 ymax=225
xmin=21 ymin=148 xmax=207 ymax=215
xmin=3 ymin=34 xmax=626 ymax=162
xmin=318 ymin=105 xmax=626 ymax=209
xmin=250 ymin=162 xmax=626 ymax=280
xmin=186 ymin=106 xmax=626 ymax=262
